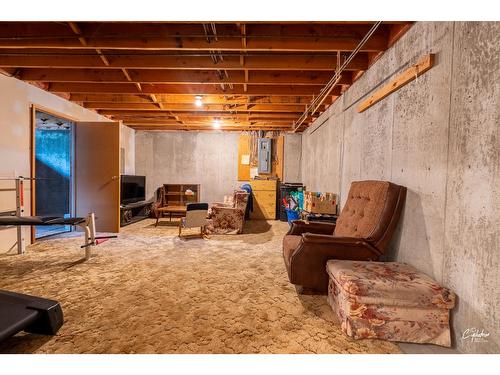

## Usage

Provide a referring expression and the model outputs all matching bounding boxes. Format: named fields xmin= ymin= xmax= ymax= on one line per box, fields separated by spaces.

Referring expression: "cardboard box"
xmin=304 ymin=191 xmax=337 ymax=214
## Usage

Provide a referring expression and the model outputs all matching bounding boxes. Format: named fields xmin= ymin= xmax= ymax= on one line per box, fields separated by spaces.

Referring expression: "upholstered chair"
xmin=179 ymin=203 xmax=209 ymax=238
xmin=151 ymin=185 xmax=166 ymax=215
xmin=282 ymin=180 xmax=407 ymax=293
xmin=206 ymin=190 xmax=249 ymax=234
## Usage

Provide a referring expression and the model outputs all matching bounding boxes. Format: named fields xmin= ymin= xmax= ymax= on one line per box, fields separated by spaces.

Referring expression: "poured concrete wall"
xmin=136 ymin=131 xmax=303 ymax=204
xmin=301 ymin=22 xmax=499 ymax=353
xmin=443 ymin=22 xmax=500 ymax=354
xmin=135 ymin=131 xmax=241 ymax=204
xmin=120 ymin=124 xmax=136 ymax=175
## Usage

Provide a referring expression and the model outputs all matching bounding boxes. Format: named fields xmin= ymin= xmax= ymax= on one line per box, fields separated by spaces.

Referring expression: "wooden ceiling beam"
xmin=0 ymin=37 xmax=387 ymax=52
xmin=128 ymin=125 xmax=292 ymax=131
xmin=0 ymin=23 xmax=388 ymax=52
xmin=0 ymin=22 xmax=413 ymax=132
xmin=17 ymin=68 xmax=352 ymax=86
xmin=69 ymin=93 xmax=315 ymax=105
xmin=388 ymin=23 xmax=414 ymax=48
xmin=124 ymin=121 xmax=292 ymax=130
xmin=95 ymin=105 xmax=312 ymax=114
xmin=120 ymin=119 xmax=293 ymax=125
xmin=117 ymin=119 xmax=308 ymax=127
xmin=106 ymin=112 xmax=305 ymax=119
xmin=67 ymin=22 xmax=110 ymax=67
xmin=0 ymin=53 xmax=369 ymax=71
xmin=0 ymin=22 xmax=400 ymax=37
xmin=48 ymin=83 xmax=336 ymax=96
xmin=0 ymin=67 xmax=17 ymax=76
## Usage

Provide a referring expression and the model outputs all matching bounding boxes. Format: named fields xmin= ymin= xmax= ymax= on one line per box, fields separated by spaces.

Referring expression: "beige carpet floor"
xmin=0 ymin=219 xmax=400 ymax=354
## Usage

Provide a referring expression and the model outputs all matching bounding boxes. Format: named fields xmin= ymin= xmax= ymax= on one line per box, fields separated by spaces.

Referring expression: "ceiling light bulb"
xmin=194 ymin=95 xmax=203 ymax=107
xmin=213 ymin=119 xmax=221 ymax=129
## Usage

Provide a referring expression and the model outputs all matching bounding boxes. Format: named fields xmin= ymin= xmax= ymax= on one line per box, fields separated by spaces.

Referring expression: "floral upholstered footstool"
xmin=326 ymin=260 xmax=455 ymax=347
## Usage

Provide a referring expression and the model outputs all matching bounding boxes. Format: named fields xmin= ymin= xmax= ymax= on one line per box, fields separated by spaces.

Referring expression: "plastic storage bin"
xmin=285 ymin=208 xmax=300 ymax=224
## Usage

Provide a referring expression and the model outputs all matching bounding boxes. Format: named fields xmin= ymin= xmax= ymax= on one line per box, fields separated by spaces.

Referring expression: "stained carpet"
xmin=0 ymin=219 xmax=400 ymax=354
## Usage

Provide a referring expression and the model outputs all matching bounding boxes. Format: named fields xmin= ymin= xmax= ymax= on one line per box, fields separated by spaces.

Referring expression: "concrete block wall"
xmin=300 ymin=22 xmax=499 ymax=353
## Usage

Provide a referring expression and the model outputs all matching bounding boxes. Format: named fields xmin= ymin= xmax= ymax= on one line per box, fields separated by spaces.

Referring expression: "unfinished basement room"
xmin=0 ymin=1 xmax=498 ymax=371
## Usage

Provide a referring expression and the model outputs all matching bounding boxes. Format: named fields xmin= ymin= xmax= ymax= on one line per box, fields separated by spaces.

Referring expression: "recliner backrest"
xmin=233 ymin=190 xmax=249 ymax=211
xmin=334 ymin=180 xmax=406 ymax=252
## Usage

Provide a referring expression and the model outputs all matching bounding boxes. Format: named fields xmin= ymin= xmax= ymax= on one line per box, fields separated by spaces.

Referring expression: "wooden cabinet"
xmin=162 ymin=184 xmax=200 ymax=207
xmin=120 ymin=200 xmax=153 ymax=227
xmin=250 ymin=180 xmax=277 ymax=220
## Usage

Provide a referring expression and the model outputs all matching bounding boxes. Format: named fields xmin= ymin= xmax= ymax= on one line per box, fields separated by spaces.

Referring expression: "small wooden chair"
xmin=179 ymin=203 xmax=209 ymax=238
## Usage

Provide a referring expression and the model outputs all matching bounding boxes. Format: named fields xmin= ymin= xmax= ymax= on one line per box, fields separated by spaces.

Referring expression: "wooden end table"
xmin=155 ymin=205 xmax=187 ymax=227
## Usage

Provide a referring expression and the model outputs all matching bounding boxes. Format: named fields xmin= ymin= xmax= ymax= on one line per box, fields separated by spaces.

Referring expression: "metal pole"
xmin=15 ymin=178 xmax=26 ymax=254
xmin=293 ymin=21 xmax=383 ymax=132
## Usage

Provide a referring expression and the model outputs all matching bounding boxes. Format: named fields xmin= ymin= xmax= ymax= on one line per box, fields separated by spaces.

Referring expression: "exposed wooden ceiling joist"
xmin=69 ymin=94 xmax=316 ymax=105
xmin=0 ymin=23 xmax=389 ymax=52
xmin=17 ymin=68 xmax=353 ymax=86
xmin=48 ymin=82 xmax=340 ymax=96
xmin=0 ymin=52 xmax=369 ymax=71
xmin=100 ymin=110 xmax=312 ymax=118
xmin=0 ymin=21 xmax=413 ymax=132
xmin=91 ymin=104 xmax=313 ymax=112
xmin=127 ymin=125 xmax=293 ymax=131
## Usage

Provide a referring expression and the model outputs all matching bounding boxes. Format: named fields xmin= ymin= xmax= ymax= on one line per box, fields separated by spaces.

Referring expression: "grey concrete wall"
xmin=442 ymin=22 xmax=500 ymax=354
xmin=300 ymin=22 xmax=499 ymax=353
xmin=283 ymin=133 xmax=302 ymax=183
xmin=120 ymin=124 xmax=135 ymax=175
xmin=135 ymin=131 xmax=241 ymax=204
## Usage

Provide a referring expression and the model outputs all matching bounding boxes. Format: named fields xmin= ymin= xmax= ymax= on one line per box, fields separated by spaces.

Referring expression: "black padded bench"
xmin=0 ymin=216 xmax=86 ymax=226
xmin=0 ymin=290 xmax=64 ymax=343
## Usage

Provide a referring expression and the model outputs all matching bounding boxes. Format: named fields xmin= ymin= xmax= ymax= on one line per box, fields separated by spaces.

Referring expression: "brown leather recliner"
xmin=283 ymin=180 xmax=407 ymax=293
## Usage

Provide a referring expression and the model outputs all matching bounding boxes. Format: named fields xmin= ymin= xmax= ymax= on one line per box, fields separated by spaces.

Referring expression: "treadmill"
xmin=0 ymin=290 xmax=64 ymax=343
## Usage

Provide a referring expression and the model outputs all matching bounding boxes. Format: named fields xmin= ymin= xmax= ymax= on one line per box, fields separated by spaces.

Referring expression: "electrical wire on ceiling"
xmin=0 ymin=51 xmax=355 ymax=57
xmin=293 ymin=21 xmax=382 ymax=132
xmin=202 ymin=23 xmax=233 ymax=91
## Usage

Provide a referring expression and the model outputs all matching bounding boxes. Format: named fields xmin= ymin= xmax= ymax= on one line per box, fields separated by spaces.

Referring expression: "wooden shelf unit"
xmin=162 ymin=184 xmax=200 ymax=207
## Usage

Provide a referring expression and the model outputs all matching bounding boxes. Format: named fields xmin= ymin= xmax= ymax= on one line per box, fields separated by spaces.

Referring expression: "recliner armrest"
xmin=301 ymin=233 xmax=383 ymax=256
xmin=286 ymin=220 xmax=335 ymax=236
xmin=286 ymin=233 xmax=381 ymax=292
xmin=212 ymin=202 xmax=232 ymax=208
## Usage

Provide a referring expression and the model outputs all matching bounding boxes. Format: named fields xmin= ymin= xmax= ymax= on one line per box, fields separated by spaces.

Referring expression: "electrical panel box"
xmin=257 ymin=138 xmax=272 ymax=174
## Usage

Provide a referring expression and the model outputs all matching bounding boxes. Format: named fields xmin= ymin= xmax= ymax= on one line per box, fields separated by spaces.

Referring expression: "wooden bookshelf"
xmin=162 ymin=184 xmax=200 ymax=207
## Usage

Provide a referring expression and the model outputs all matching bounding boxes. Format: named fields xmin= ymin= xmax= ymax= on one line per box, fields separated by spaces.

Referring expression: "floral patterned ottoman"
xmin=326 ymin=260 xmax=455 ymax=347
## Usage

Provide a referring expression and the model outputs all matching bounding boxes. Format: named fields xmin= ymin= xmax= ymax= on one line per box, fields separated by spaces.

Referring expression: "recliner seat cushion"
xmin=334 ymin=181 xmax=390 ymax=238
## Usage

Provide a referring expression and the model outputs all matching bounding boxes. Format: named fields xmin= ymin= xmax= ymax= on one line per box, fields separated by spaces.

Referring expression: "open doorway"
xmin=33 ymin=110 xmax=75 ymax=239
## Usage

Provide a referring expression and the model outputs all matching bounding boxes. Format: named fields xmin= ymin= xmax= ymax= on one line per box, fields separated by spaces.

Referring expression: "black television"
xmin=120 ymin=175 xmax=146 ymax=204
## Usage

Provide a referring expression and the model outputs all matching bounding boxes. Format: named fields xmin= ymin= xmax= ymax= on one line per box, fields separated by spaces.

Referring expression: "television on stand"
xmin=120 ymin=175 xmax=151 ymax=227
xmin=120 ymin=175 xmax=146 ymax=205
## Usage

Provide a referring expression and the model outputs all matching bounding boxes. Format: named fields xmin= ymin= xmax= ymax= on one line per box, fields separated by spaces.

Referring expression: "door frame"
xmin=30 ymin=104 xmax=77 ymax=243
